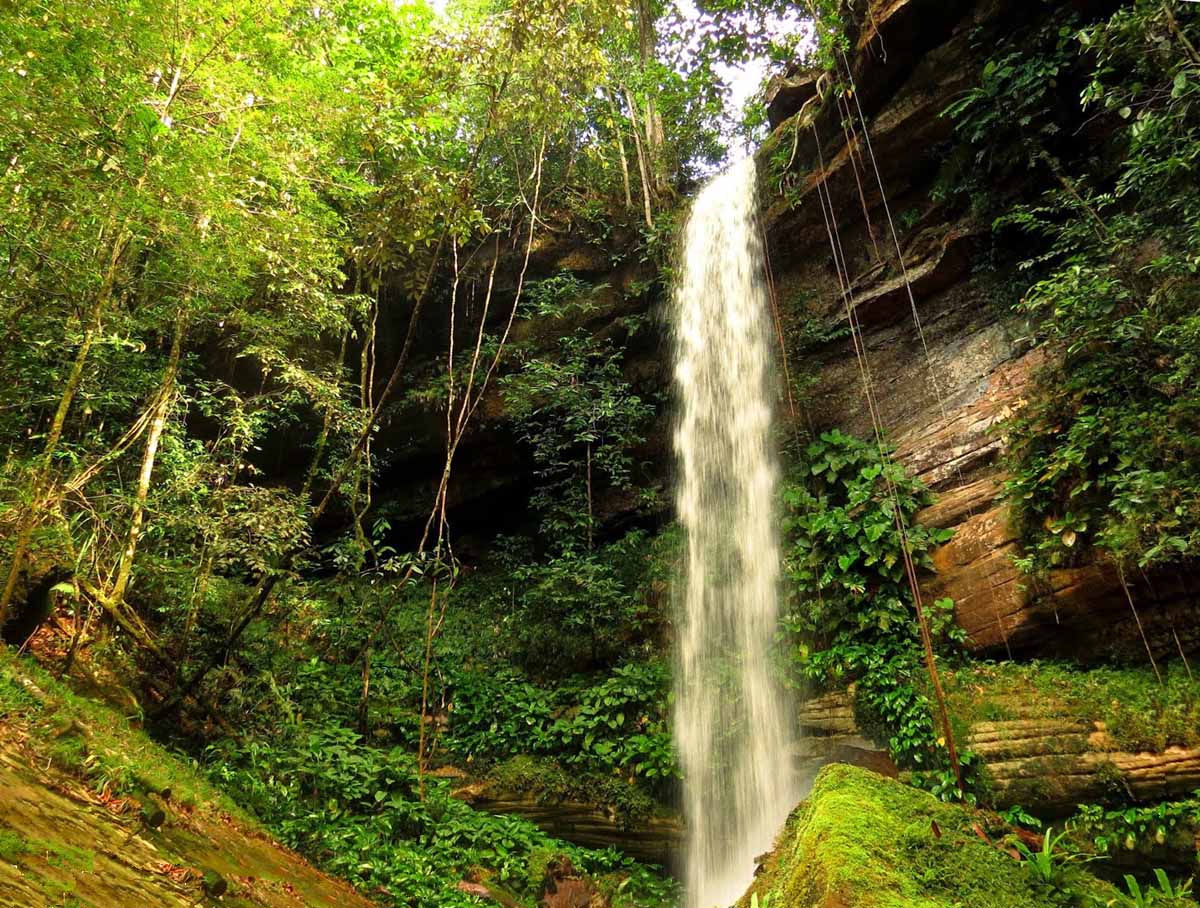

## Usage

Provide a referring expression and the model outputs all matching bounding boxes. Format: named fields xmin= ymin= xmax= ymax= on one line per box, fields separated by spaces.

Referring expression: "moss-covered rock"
xmin=739 ymin=764 xmax=1129 ymax=908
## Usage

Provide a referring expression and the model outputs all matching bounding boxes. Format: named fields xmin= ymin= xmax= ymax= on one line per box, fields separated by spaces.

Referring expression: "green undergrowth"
xmin=162 ymin=529 xmax=683 ymax=907
xmin=942 ymin=660 xmax=1200 ymax=752
xmin=1066 ymin=793 xmax=1200 ymax=864
xmin=2 ymin=647 xmax=679 ymax=908
xmin=483 ymin=755 xmax=660 ymax=825
xmin=780 ymin=430 xmax=970 ymax=796
xmin=0 ymin=649 xmax=239 ymax=815
xmin=204 ymin=720 xmax=678 ymax=908
xmin=741 ymin=764 xmax=1139 ymax=908
xmin=443 ymin=660 xmax=678 ymax=785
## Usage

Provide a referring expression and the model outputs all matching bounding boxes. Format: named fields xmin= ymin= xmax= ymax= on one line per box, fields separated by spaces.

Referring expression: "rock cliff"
xmin=756 ymin=0 xmax=1199 ymax=666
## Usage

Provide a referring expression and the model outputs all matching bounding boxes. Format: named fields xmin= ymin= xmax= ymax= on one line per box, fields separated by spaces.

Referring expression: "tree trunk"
xmin=635 ymin=0 xmax=665 ymax=193
xmin=0 ymin=231 xmax=131 ymax=627
xmin=0 ymin=51 xmax=194 ymax=628
xmin=106 ymin=304 xmax=187 ymax=612
xmin=621 ymin=85 xmax=655 ymax=230
xmin=585 ymin=441 xmax=594 ymax=552
xmin=606 ymin=90 xmax=634 ymax=212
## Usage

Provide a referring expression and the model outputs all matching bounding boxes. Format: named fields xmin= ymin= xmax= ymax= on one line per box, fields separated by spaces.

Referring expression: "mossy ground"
xmin=0 ymin=647 xmax=242 ymax=813
xmin=740 ymin=764 xmax=1135 ymax=908
xmin=485 ymin=754 xmax=661 ymax=823
xmin=0 ymin=650 xmax=374 ymax=908
xmin=941 ymin=661 xmax=1200 ymax=752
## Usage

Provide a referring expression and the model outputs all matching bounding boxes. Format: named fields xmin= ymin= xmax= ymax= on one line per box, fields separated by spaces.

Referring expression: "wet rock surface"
xmin=756 ymin=0 xmax=1198 ymax=666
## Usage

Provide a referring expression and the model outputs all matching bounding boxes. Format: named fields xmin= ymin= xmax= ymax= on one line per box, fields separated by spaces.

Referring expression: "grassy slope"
xmin=0 ymin=650 xmax=376 ymax=908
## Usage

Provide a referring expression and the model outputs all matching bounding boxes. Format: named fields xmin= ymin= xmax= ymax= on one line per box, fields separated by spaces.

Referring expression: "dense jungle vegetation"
xmin=2 ymin=0 xmax=1200 ymax=906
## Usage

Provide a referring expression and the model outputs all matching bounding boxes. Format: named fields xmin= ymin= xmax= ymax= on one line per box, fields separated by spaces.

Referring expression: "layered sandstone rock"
xmin=757 ymin=0 xmax=1199 ymax=665
xmin=797 ymin=682 xmax=1200 ymax=814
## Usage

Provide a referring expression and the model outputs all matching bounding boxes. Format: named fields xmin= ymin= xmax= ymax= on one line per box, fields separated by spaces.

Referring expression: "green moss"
xmin=942 ymin=661 xmax=1200 ymax=753
xmin=485 ymin=755 xmax=659 ymax=824
xmin=0 ymin=649 xmax=244 ymax=817
xmin=0 ymin=826 xmax=31 ymax=863
xmin=39 ymin=840 xmax=95 ymax=873
xmin=525 ymin=844 xmax=558 ymax=892
xmin=742 ymin=764 xmax=1123 ymax=908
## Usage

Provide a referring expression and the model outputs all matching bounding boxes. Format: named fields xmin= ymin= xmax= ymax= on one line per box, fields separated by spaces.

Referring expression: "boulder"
xmin=737 ymin=763 xmax=1124 ymax=908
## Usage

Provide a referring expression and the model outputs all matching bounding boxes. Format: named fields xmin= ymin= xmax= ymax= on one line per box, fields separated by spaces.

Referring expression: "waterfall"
xmin=671 ymin=156 xmax=797 ymax=908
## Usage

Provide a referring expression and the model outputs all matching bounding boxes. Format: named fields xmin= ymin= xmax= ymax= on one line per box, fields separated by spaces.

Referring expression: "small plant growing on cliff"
xmin=1072 ymin=791 xmax=1200 ymax=857
xmin=1109 ymin=870 xmax=1195 ymax=908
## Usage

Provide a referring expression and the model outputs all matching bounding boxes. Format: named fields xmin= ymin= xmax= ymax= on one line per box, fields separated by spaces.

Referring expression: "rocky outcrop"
xmin=959 ymin=683 xmax=1200 ymax=813
xmin=452 ymin=784 xmax=684 ymax=869
xmin=756 ymin=0 xmax=1199 ymax=665
xmin=796 ymin=690 xmax=898 ymax=784
xmin=971 ymin=712 xmax=1200 ymax=812
xmin=737 ymin=763 xmax=1128 ymax=908
xmin=798 ymin=666 xmax=1200 ymax=816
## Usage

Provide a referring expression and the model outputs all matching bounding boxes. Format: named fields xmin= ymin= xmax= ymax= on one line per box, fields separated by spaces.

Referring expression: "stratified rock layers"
xmin=756 ymin=0 xmax=1198 ymax=666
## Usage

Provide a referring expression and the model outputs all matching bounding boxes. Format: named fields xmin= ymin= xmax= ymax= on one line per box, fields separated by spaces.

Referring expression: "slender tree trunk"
xmin=1162 ymin=2 xmax=1200 ymax=67
xmin=107 ymin=304 xmax=187 ymax=611
xmin=183 ymin=546 xmax=213 ymax=642
xmin=585 ymin=441 xmax=594 ymax=552
xmin=606 ymin=90 xmax=634 ymax=212
xmin=0 ymin=231 xmax=131 ymax=627
xmin=636 ymin=0 xmax=665 ymax=193
xmin=357 ymin=647 xmax=371 ymax=735
xmin=155 ymin=69 xmax=521 ymax=723
xmin=416 ymin=577 xmax=441 ymax=801
xmin=622 ymin=85 xmax=655 ymax=230
xmin=0 ymin=47 xmax=195 ymax=629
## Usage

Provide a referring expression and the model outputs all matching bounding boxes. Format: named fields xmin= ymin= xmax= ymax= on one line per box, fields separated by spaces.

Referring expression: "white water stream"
xmin=672 ymin=156 xmax=798 ymax=908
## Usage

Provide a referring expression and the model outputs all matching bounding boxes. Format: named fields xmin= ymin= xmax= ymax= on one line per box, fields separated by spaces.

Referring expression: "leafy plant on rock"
xmin=780 ymin=430 xmax=967 ymax=780
xmin=946 ymin=1 xmax=1200 ymax=576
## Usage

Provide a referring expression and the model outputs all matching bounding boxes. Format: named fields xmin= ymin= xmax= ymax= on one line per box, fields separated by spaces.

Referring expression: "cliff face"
xmin=361 ymin=0 xmax=1199 ymax=665
xmin=756 ymin=0 xmax=1198 ymax=666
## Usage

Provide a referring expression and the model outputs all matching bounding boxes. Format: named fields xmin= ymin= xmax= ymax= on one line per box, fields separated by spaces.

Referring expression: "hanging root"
xmin=1117 ymin=564 xmax=1163 ymax=685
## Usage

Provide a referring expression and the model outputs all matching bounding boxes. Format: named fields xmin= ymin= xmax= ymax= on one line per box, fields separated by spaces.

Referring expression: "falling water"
xmin=672 ymin=156 xmax=797 ymax=908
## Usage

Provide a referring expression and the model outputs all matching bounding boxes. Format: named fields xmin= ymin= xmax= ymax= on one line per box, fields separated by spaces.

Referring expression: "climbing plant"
xmin=780 ymin=430 xmax=965 ymax=777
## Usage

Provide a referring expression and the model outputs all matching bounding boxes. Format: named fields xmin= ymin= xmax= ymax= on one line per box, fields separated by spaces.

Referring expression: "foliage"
xmin=779 ymin=430 xmax=963 ymax=775
xmin=493 ymin=529 xmax=670 ymax=674
xmin=484 ymin=755 xmax=658 ymax=824
xmin=204 ymin=719 xmax=678 ymax=908
xmin=0 ymin=3 xmax=708 ymax=896
xmin=939 ymin=12 xmax=1081 ymax=207
xmin=1070 ymin=793 xmax=1200 ymax=858
xmin=443 ymin=661 xmax=678 ymax=785
xmin=502 ymin=330 xmax=654 ymax=550
xmin=1015 ymin=827 xmax=1094 ymax=886
xmin=945 ymin=1 xmax=1200 ymax=574
xmin=1108 ymin=870 xmax=1195 ymax=908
